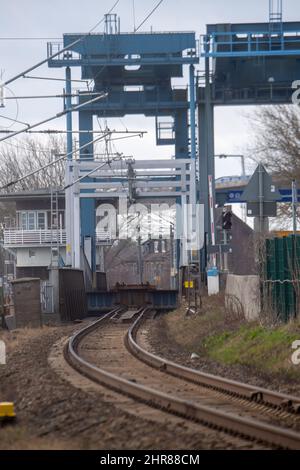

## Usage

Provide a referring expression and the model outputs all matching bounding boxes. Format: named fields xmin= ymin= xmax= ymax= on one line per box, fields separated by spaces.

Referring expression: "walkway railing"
xmin=4 ymin=229 xmax=67 ymax=246
xmin=4 ymin=229 xmax=112 ymax=247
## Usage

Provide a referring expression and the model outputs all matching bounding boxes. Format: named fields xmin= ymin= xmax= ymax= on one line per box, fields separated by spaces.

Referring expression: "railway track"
xmin=65 ymin=307 xmax=300 ymax=449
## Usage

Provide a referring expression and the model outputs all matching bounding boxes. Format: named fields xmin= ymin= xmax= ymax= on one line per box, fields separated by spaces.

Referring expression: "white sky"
xmin=0 ymin=0 xmax=299 ymax=180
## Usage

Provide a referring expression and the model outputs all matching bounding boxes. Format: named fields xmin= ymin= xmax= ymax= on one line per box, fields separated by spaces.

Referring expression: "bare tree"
xmin=0 ymin=135 xmax=66 ymax=192
xmin=248 ymin=105 xmax=300 ymax=181
xmin=247 ymin=105 xmax=300 ymax=228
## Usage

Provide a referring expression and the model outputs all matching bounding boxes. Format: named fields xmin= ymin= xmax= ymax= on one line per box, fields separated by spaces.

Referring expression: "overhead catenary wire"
xmin=0 ymin=85 xmax=20 ymax=130
xmin=134 ymin=0 xmax=164 ymax=33
xmin=23 ymin=75 xmax=89 ymax=84
xmin=0 ymin=1 xmax=121 ymax=148
xmin=132 ymin=0 xmax=136 ymax=31
xmin=0 ymin=129 xmax=146 ymax=135
xmin=2 ymin=92 xmax=102 ymax=100
xmin=0 ymin=133 xmax=146 ymax=163
xmin=108 ymin=133 xmax=144 ymax=143
xmin=0 ymin=129 xmax=146 ymax=190
xmin=0 ymin=114 xmax=29 ymax=127
xmin=2 ymin=0 xmax=121 ymax=87
xmin=0 ymin=136 xmax=54 ymax=154
xmin=0 ymin=37 xmax=61 ymax=41
xmin=3 ymin=38 xmax=83 ymax=87
xmin=0 ymin=130 xmax=112 ymax=191
xmin=95 ymin=117 xmax=128 ymax=193
xmin=0 ymin=93 xmax=107 ymax=143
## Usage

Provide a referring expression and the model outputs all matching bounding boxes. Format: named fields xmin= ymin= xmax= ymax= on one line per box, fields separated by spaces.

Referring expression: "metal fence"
xmin=265 ymin=235 xmax=300 ymax=321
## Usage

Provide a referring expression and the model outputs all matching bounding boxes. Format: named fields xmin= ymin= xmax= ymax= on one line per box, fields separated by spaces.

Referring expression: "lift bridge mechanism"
xmin=48 ymin=15 xmax=201 ymax=287
xmin=47 ymin=5 xmax=300 ymax=284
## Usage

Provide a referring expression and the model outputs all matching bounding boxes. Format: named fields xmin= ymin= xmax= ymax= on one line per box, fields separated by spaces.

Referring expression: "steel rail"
xmin=127 ymin=311 xmax=300 ymax=413
xmin=66 ymin=307 xmax=300 ymax=449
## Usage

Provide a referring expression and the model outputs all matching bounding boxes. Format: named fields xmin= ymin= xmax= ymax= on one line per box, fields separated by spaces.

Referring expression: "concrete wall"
xmin=225 ymin=274 xmax=260 ymax=321
xmin=17 ymin=247 xmax=66 ymax=267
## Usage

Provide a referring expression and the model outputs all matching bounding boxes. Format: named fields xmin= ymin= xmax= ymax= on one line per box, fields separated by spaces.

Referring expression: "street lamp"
xmin=268 ymin=77 xmax=275 ymax=101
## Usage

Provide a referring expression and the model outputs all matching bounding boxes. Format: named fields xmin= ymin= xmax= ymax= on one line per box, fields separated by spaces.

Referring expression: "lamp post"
xmin=268 ymin=77 xmax=275 ymax=101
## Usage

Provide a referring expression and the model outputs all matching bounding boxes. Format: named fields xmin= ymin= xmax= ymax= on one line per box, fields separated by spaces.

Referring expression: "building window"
xmin=21 ymin=212 xmax=27 ymax=230
xmin=29 ymin=249 xmax=36 ymax=258
xmin=28 ymin=212 xmax=36 ymax=230
xmin=19 ymin=211 xmax=47 ymax=230
xmin=37 ymin=212 xmax=46 ymax=230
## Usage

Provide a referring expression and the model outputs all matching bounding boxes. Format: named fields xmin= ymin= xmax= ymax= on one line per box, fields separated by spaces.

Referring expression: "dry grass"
xmin=0 ymin=327 xmax=52 ymax=354
xmin=163 ymin=294 xmax=228 ymax=353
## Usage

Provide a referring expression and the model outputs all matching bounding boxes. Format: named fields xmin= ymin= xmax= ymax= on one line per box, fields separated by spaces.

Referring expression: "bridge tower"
xmin=199 ymin=5 xmax=300 ymax=271
xmin=48 ymin=16 xmax=199 ymax=286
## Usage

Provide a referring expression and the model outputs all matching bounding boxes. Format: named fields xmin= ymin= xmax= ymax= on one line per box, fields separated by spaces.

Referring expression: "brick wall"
xmin=11 ymin=278 xmax=42 ymax=328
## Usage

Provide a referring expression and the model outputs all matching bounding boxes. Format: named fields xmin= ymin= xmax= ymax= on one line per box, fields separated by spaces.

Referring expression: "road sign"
xmin=241 ymin=164 xmax=281 ymax=203
xmin=241 ymin=164 xmax=280 ymax=223
xmin=247 ymin=202 xmax=277 ymax=217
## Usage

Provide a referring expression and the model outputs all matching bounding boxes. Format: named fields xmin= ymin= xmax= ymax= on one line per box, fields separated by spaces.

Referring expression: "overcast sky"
xmin=0 ymin=0 xmax=299 ymax=179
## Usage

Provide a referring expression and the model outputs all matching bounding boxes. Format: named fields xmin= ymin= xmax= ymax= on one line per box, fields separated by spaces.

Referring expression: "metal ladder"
xmin=50 ymin=151 xmax=60 ymax=267
xmin=269 ymin=0 xmax=283 ymax=37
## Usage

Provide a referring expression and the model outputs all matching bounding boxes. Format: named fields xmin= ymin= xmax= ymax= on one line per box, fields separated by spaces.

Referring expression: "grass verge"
xmin=162 ymin=295 xmax=300 ymax=381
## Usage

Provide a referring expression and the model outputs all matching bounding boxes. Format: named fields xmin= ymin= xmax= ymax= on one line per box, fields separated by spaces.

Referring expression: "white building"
xmin=0 ymin=189 xmax=67 ymax=280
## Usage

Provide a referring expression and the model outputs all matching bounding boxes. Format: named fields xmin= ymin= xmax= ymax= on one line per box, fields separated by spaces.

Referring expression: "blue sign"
xmin=225 ymin=189 xmax=300 ymax=204
xmin=227 ymin=190 xmax=244 ymax=203
xmin=278 ymin=189 xmax=300 ymax=203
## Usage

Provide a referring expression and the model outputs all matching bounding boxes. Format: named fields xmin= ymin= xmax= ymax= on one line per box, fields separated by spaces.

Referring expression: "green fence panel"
xmin=265 ymin=234 xmax=300 ymax=322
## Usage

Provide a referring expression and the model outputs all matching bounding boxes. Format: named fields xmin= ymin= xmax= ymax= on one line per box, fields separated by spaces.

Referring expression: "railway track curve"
xmin=65 ymin=307 xmax=300 ymax=450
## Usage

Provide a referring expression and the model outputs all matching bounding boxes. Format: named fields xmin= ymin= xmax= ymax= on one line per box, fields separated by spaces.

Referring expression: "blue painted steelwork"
xmin=48 ymin=24 xmax=199 ymax=279
xmin=87 ymin=291 xmax=114 ymax=312
xmin=48 ymin=32 xmax=197 ymax=67
xmin=155 ymin=117 xmax=176 ymax=146
xmin=152 ymin=290 xmax=178 ymax=309
xmin=198 ymin=16 xmax=300 ymax=272
xmin=201 ymin=28 xmax=300 ymax=58
xmin=78 ymin=110 xmax=96 ymax=272
xmin=48 ymin=32 xmax=198 ymax=124
xmin=65 ymin=67 xmax=73 ymax=158
xmin=199 ymin=21 xmax=300 ymax=107
xmin=87 ymin=290 xmax=177 ymax=312
xmin=189 ymin=65 xmax=196 ymax=162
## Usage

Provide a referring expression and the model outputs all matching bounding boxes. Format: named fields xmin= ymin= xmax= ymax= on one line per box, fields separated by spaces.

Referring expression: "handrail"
xmin=3 ymin=228 xmax=112 ymax=246
xmin=201 ymin=29 xmax=300 ymax=57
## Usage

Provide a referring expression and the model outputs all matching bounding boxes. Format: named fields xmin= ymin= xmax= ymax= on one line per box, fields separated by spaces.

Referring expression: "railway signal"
xmin=222 ymin=209 xmax=232 ymax=231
